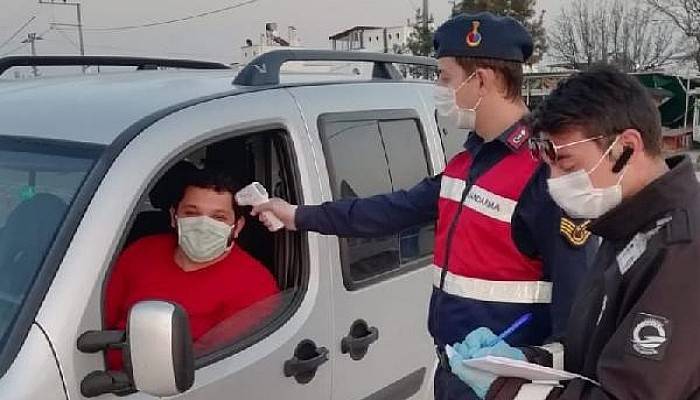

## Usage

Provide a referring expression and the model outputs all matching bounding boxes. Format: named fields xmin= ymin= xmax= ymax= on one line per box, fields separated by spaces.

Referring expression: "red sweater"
xmin=104 ymin=234 xmax=279 ymax=370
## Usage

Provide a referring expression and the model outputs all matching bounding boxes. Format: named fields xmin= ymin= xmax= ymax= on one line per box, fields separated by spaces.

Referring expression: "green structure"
xmin=524 ymin=70 xmax=700 ymax=144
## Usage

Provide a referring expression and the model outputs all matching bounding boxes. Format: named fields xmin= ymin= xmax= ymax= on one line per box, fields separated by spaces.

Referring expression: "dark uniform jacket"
xmin=489 ymin=156 xmax=700 ymax=400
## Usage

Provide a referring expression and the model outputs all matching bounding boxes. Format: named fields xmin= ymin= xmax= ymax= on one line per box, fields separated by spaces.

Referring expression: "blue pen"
xmin=488 ymin=313 xmax=533 ymax=347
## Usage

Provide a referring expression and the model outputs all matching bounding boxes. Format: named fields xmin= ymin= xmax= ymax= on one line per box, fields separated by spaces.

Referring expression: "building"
xmin=240 ymin=23 xmax=302 ymax=64
xmin=329 ymin=25 xmax=411 ymax=54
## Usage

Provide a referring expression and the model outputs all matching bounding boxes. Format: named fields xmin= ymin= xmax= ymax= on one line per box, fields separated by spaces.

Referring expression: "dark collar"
xmin=590 ymin=156 xmax=700 ymax=241
xmin=463 ymin=119 xmax=531 ymax=154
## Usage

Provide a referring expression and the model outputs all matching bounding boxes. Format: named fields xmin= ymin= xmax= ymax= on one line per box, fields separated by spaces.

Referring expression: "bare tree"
xmin=646 ymin=0 xmax=700 ymax=69
xmin=549 ymin=0 xmax=681 ymax=71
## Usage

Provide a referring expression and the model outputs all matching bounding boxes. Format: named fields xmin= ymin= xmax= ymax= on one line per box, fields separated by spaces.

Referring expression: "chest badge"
xmin=629 ymin=312 xmax=670 ymax=361
xmin=560 ymin=217 xmax=591 ymax=247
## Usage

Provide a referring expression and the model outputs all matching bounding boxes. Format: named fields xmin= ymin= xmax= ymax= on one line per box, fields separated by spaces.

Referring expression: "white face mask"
xmin=547 ymin=138 xmax=627 ymax=219
xmin=176 ymin=215 xmax=235 ymax=263
xmin=433 ymin=72 xmax=483 ymax=131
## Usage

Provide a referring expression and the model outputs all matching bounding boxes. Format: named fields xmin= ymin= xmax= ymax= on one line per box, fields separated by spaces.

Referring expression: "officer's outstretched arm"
xmin=255 ymin=175 xmax=441 ymax=237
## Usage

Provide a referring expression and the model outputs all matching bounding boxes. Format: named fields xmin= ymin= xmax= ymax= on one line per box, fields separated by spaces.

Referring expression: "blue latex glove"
xmin=454 ymin=327 xmax=526 ymax=361
xmin=446 ymin=347 xmax=497 ymax=399
xmin=446 ymin=327 xmax=527 ymax=399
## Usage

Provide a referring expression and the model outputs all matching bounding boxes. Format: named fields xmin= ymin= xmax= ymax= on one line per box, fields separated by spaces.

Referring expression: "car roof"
xmin=0 ymin=69 xmax=247 ymax=145
xmin=0 ymin=67 xmax=431 ymax=146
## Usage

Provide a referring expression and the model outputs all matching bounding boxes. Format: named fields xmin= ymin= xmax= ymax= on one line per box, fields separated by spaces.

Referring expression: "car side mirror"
xmin=128 ymin=301 xmax=195 ymax=396
xmin=78 ymin=301 xmax=194 ymax=398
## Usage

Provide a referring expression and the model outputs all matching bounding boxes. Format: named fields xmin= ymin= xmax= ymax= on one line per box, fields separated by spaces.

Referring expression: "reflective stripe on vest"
xmin=432 ymin=265 xmax=552 ymax=304
xmin=440 ymin=176 xmax=518 ymax=223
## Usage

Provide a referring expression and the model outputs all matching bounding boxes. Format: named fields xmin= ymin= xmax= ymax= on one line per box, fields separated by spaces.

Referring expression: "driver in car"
xmin=104 ymin=166 xmax=279 ymax=370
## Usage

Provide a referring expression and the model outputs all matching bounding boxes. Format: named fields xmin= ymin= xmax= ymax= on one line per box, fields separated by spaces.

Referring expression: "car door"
xmin=34 ymin=89 xmax=333 ymax=400
xmin=288 ymin=81 xmax=443 ymax=400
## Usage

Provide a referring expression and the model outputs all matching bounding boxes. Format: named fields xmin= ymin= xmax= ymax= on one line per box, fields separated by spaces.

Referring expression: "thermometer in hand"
xmin=235 ymin=182 xmax=285 ymax=232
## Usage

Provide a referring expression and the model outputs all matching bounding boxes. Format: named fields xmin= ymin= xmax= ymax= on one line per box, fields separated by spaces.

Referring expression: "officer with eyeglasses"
xmin=253 ymin=12 xmax=594 ymax=399
xmin=447 ymin=65 xmax=700 ymax=400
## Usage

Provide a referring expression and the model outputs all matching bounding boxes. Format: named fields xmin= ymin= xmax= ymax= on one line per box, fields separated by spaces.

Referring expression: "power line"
xmin=49 ymin=31 xmax=222 ymax=59
xmin=0 ymin=16 xmax=37 ymax=51
xmin=55 ymin=28 xmax=80 ymax=50
xmin=1 ymin=27 xmax=53 ymax=57
xmin=59 ymin=0 xmax=261 ymax=33
xmin=0 ymin=43 xmax=29 ymax=57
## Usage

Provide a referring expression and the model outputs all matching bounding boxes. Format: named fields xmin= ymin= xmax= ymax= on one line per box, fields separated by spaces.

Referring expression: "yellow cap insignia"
xmin=466 ymin=21 xmax=482 ymax=48
xmin=560 ymin=218 xmax=591 ymax=247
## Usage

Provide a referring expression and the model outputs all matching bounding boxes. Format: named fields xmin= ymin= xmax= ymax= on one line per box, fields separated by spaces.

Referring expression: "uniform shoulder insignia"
xmin=560 ymin=217 xmax=591 ymax=247
xmin=505 ymin=125 xmax=530 ymax=151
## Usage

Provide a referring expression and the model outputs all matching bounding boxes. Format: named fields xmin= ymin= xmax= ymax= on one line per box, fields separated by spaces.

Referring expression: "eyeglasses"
xmin=528 ymin=136 xmax=605 ymax=163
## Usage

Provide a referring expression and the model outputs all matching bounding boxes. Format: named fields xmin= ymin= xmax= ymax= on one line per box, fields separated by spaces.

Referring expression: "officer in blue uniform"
xmin=253 ymin=12 xmax=593 ymax=400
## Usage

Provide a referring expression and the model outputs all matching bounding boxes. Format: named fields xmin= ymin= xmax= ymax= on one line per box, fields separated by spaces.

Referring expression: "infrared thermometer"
xmin=235 ymin=182 xmax=285 ymax=232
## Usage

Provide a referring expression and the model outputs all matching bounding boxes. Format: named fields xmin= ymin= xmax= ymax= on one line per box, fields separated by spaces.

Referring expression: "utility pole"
xmin=21 ymin=32 xmax=43 ymax=77
xmin=422 ymin=0 xmax=430 ymax=78
xmin=39 ymin=0 xmax=86 ymax=73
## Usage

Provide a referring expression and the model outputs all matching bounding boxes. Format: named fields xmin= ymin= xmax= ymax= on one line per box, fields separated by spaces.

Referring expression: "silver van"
xmin=0 ymin=50 xmax=466 ymax=400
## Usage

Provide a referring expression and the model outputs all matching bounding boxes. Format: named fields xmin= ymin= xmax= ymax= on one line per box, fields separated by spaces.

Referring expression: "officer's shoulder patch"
xmin=628 ymin=312 xmax=671 ymax=361
xmin=560 ymin=217 xmax=591 ymax=247
xmin=505 ymin=126 xmax=530 ymax=151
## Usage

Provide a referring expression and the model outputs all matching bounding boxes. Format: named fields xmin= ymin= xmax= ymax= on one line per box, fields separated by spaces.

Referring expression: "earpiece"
xmin=612 ymin=146 xmax=633 ymax=173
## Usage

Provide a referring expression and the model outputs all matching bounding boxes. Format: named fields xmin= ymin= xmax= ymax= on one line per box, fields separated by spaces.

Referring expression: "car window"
xmin=320 ymin=112 xmax=434 ymax=290
xmin=379 ymin=119 xmax=435 ymax=263
xmin=103 ymin=130 xmax=307 ymax=369
xmin=320 ymin=119 xmax=400 ymax=284
xmin=0 ymin=137 xmax=100 ymax=354
xmin=435 ymin=110 xmax=467 ymax=162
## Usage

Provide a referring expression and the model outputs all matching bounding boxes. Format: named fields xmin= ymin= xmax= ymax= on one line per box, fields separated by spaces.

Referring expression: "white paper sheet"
xmin=462 ymin=356 xmax=598 ymax=385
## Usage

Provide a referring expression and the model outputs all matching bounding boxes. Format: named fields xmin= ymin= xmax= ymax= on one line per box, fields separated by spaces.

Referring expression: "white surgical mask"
xmin=433 ymin=72 xmax=482 ymax=131
xmin=547 ymin=138 xmax=626 ymax=219
xmin=176 ymin=215 xmax=234 ymax=263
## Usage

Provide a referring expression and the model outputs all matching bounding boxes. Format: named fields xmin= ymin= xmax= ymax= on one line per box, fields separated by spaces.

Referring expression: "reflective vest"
xmin=428 ymin=125 xmax=553 ymax=348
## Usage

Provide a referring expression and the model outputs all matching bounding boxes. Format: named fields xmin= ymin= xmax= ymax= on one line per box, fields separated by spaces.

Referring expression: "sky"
xmin=0 ymin=0 xmax=563 ymax=64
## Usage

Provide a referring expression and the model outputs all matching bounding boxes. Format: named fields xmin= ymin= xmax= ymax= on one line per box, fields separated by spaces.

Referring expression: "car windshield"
xmin=0 ymin=136 xmax=102 ymax=352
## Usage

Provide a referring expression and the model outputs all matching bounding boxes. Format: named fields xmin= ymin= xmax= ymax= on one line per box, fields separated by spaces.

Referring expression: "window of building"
xmin=319 ymin=111 xmax=434 ymax=290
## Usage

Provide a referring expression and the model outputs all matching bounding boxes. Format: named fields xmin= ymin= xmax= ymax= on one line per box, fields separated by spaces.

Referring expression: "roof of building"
xmin=329 ymin=26 xmax=383 ymax=40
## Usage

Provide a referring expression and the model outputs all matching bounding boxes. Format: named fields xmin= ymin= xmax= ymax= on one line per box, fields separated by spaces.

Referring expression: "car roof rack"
xmin=0 ymin=55 xmax=231 ymax=75
xmin=232 ymin=49 xmax=437 ymax=86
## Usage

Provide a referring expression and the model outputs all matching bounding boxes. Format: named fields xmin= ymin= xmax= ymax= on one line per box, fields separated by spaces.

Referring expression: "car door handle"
xmin=341 ymin=319 xmax=379 ymax=361
xmin=284 ymin=339 xmax=329 ymax=384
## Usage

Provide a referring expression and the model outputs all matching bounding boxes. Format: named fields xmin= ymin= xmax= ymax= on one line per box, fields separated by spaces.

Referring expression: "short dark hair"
xmin=456 ymin=57 xmax=523 ymax=100
xmin=173 ymin=167 xmax=244 ymax=218
xmin=531 ymin=64 xmax=662 ymax=156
